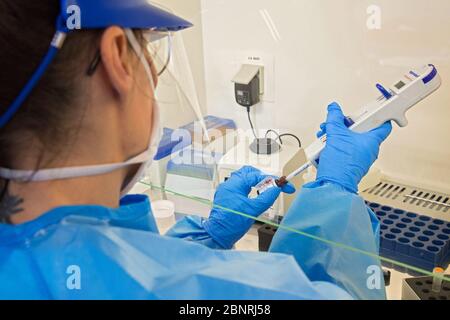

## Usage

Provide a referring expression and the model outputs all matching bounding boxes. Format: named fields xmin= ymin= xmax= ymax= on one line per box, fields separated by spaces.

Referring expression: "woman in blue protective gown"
xmin=0 ymin=0 xmax=392 ymax=300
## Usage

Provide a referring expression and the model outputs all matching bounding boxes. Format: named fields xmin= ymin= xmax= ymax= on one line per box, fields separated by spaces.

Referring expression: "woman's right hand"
xmin=315 ymin=102 xmax=392 ymax=193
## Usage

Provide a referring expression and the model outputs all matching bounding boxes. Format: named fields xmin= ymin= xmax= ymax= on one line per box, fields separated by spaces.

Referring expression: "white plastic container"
xmin=151 ymin=200 xmax=176 ymax=233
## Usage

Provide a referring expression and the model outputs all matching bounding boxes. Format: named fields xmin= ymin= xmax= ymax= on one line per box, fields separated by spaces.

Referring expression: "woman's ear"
xmin=100 ymin=27 xmax=134 ymax=98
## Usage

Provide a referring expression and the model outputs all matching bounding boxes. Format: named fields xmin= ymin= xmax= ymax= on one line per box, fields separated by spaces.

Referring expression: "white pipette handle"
xmin=285 ymin=161 xmax=313 ymax=182
xmin=256 ymin=64 xmax=441 ymax=194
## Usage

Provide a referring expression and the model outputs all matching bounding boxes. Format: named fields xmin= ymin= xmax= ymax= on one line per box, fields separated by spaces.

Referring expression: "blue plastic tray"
xmin=366 ymin=202 xmax=450 ymax=273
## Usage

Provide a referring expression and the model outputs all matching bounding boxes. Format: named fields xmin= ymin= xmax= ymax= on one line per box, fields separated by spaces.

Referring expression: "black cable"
xmin=246 ymin=107 xmax=258 ymax=139
xmin=246 ymin=109 xmax=301 ymax=148
xmin=265 ymin=129 xmax=282 ymax=143
xmin=278 ymin=133 xmax=302 ymax=148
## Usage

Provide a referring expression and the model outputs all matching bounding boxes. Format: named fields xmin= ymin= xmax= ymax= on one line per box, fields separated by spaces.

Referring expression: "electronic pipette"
xmin=256 ymin=64 xmax=442 ymax=193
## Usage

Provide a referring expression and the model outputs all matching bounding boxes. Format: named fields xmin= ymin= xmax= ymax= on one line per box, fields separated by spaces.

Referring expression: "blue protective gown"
xmin=0 ymin=182 xmax=386 ymax=300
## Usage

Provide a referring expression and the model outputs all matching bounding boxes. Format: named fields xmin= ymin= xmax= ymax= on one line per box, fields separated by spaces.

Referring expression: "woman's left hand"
xmin=203 ymin=166 xmax=295 ymax=249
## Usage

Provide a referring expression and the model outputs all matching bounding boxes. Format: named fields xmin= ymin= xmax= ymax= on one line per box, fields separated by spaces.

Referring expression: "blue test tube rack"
xmin=366 ymin=202 xmax=450 ymax=274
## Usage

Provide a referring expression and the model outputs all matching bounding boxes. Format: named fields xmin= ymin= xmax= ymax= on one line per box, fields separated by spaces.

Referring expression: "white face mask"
xmin=0 ymin=29 xmax=161 ymax=198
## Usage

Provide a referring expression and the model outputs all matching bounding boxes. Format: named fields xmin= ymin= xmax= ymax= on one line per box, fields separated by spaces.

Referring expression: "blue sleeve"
xmin=270 ymin=182 xmax=386 ymax=300
xmin=12 ymin=221 xmax=355 ymax=300
xmin=165 ymin=215 xmax=226 ymax=250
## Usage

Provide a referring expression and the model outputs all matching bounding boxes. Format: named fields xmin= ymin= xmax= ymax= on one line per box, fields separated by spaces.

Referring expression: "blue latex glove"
xmin=316 ymin=102 xmax=392 ymax=193
xmin=203 ymin=166 xmax=295 ymax=249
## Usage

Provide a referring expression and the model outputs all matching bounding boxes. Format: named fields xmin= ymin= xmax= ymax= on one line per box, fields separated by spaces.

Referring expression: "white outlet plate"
xmin=233 ymin=52 xmax=276 ymax=103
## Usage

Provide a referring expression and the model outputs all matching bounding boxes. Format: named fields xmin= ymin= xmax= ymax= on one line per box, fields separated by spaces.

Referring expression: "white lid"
xmin=151 ymin=200 xmax=175 ymax=219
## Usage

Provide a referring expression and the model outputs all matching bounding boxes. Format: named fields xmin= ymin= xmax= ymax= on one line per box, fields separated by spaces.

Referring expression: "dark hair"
xmin=0 ymin=0 xmax=102 ymax=169
xmin=0 ymin=0 xmax=105 ymax=222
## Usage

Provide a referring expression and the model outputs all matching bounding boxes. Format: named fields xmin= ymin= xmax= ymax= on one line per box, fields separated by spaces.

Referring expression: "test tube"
xmin=432 ymin=267 xmax=445 ymax=293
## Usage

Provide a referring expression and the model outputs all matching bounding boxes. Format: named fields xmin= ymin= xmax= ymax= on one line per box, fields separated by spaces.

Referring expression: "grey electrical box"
xmin=232 ymin=64 xmax=264 ymax=107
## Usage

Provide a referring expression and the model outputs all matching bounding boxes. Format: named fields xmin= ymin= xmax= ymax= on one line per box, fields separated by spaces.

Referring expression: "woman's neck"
xmin=4 ymin=170 xmax=126 ymax=225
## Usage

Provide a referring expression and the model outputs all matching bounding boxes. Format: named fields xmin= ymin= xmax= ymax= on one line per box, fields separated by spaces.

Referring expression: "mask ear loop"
xmin=124 ymin=29 xmax=157 ymax=92
xmin=124 ymin=29 xmax=162 ymax=154
xmin=122 ymin=29 xmax=163 ymax=194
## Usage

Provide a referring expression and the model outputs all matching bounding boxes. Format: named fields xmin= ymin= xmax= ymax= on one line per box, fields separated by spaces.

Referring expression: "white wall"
xmin=200 ymin=0 xmax=450 ymax=192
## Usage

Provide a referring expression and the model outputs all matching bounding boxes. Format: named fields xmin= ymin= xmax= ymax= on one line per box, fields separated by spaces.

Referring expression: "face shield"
xmin=127 ymin=27 xmax=216 ymax=197
xmin=144 ymin=30 xmax=207 ymax=132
